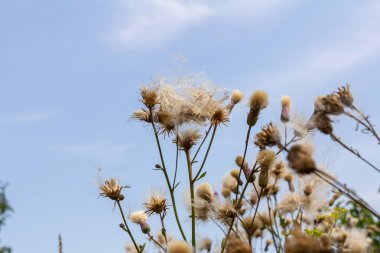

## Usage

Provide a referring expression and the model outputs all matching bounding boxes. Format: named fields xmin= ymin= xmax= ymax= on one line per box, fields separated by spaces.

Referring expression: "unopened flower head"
xmin=254 ymin=123 xmax=281 ymax=149
xmin=176 ymin=128 xmax=201 ymax=150
xmin=129 ymin=211 xmax=148 ymax=225
xmin=99 ymin=178 xmax=128 ymax=201
xmin=336 ymin=84 xmax=353 ymax=107
xmin=167 ymin=240 xmax=192 ymax=253
xmin=247 ymin=90 xmax=268 ymax=126
xmin=281 ymin=95 xmax=292 ymax=123
xmin=257 ymin=150 xmax=275 ymax=188
xmin=231 ymin=90 xmax=244 ymax=104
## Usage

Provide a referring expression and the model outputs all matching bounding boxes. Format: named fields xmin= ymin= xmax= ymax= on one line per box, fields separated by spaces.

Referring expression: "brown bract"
xmin=255 ymin=123 xmax=281 ymax=149
xmin=336 ymin=84 xmax=353 ymax=107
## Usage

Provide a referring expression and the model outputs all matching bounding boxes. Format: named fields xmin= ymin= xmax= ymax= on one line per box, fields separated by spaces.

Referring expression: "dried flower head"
xmin=215 ymin=201 xmax=237 ymax=226
xmin=199 ymin=237 xmax=212 ymax=252
xmin=281 ymin=95 xmax=292 ymax=123
xmin=194 ymin=199 xmax=212 ymax=221
xmin=225 ymin=236 xmax=251 ymax=253
xmin=141 ymin=86 xmax=159 ymax=109
xmin=129 ymin=211 xmax=148 ymax=225
xmin=99 ymin=178 xmax=128 ymax=201
xmin=272 ymin=161 xmax=286 ymax=177
xmin=131 ymin=109 xmax=151 ymax=123
xmin=344 ymin=229 xmax=369 ymax=253
xmin=313 ymin=112 xmax=333 ymax=135
xmin=278 ymin=193 xmax=301 ymax=214
xmin=222 ymin=174 xmax=238 ymax=193
xmin=167 ymin=240 xmax=192 ymax=253
xmin=336 ymin=84 xmax=353 ymax=107
xmin=211 ymin=107 xmax=229 ymax=125
xmin=177 ymin=129 xmax=201 ymax=150
xmin=287 ymin=144 xmax=316 ymax=174
xmin=241 ymin=216 xmax=261 ymax=235
xmin=235 ymin=155 xmax=248 ymax=169
xmin=285 ymin=229 xmax=331 ymax=253
xmin=255 ymin=123 xmax=281 ymax=149
xmin=196 ymin=182 xmax=214 ymax=202
xmin=231 ymin=90 xmax=244 ymax=104
xmin=314 ymin=94 xmax=344 ymax=115
xmin=144 ymin=192 xmax=167 ymax=215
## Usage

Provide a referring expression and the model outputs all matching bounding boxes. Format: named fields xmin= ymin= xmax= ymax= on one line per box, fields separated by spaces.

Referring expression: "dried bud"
xmin=314 ymin=94 xmax=344 ymax=115
xmin=140 ymin=86 xmax=159 ymax=109
xmin=231 ymin=90 xmax=244 ymax=104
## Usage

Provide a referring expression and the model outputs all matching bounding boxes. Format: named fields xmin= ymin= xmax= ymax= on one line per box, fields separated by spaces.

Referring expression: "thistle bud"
xmin=140 ymin=222 xmax=151 ymax=234
xmin=247 ymin=90 xmax=268 ymax=126
xmin=280 ymin=95 xmax=292 ymax=123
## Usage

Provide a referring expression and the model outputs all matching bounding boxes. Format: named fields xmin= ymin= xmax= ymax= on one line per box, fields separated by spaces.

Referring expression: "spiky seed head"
xmin=176 ymin=129 xmax=201 ymax=150
xmin=99 ymin=178 xmax=128 ymax=201
xmin=167 ymin=240 xmax=192 ymax=253
xmin=287 ymin=144 xmax=316 ymax=174
xmin=129 ymin=211 xmax=148 ymax=225
xmin=254 ymin=123 xmax=281 ymax=149
xmin=140 ymin=86 xmax=159 ymax=109
xmin=215 ymin=202 xmax=237 ymax=225
xmin=231 ymin=90 xmax=244 ymax=104
xmin=211 ymin=107 xmax=229 ymax=125
xmin=196 ymin=182 xmax=214 ymax=202
xmin=336 ymin=84 xmax=353 ymax=107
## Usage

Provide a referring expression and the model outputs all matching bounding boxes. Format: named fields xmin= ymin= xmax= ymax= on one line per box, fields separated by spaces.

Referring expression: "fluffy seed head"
xmin=230 ymin=169 xmax=240 ymax=179
xmin=199 ymin=237 xmax=212 ymax=252
xmin=241 ymin=216 xmax=261 ymax=235
xmin=129 ymin=211 xmax=148 ymax=225
xmin=196 ymin=182 xmax=214 ymax=202
xmin=313 ymin=112 xmax=333 ymax=135
xmin=249 ymin=90 xmax=269 ymax=109
xmin=99 ymin=178 xmax=128 ymax=201
xmin=140 ymin=86 xmax=159 ymax=108
xmin=167 ymin=240 xmax=192 ymax=253
xmin=144 ymin=192 xmax=167 ymax=215
xmin=225 ymin=236 xmax=251 ymax=253
xmin=272 ymin=161 xmax=286 ymax=177
xmin=211 ymin=107 xmax=229 ymax=125
xmin=131 ymin=109 xmax=151 ymax=123
xmin=287 ymin=144 xmax=316 ymax=174
xmin=231 ymin=90 xmax=244 ymax=104
xmin=314 ymin=94 xmax=344 ymax=115
xmin=177 ymin=129 xmax=201 ymax=150
xmin=255 ymin=123 xmax=281 ymax=149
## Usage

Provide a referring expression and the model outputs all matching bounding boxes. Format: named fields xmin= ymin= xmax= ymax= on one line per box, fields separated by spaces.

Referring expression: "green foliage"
xmin=0 ymin=182 xmax=12 ymax=253
xmin=338 ymin=201 xmax=380 ymax=251
xmin=305 ymin=227 xmax=323 ymax=238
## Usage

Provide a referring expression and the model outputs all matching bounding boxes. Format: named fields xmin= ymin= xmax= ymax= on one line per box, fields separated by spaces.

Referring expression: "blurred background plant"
xmin=0 ymin=182 xmax=12 ymax=253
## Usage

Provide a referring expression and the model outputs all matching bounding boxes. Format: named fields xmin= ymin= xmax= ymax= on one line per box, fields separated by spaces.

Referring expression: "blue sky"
xmin=1 ymin=0 xmax=380 ymax=252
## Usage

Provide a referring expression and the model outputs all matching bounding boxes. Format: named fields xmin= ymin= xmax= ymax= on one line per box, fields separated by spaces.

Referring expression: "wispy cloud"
xmin=56 ymin=144 xmax=126 ymax=160
xmin=111 ymin=0 xmax=211 ymax=49
xmin=1 ymin=111 xmax=55 ymax=124
xmin=110 ymin=0 xmax=299 ymax=49
xmin=259 ymin=1 xmax=380 ymax=89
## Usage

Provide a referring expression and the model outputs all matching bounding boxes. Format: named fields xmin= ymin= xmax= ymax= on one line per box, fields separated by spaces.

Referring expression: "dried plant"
xmin=99 ymin=76 xmax=380 ymax=253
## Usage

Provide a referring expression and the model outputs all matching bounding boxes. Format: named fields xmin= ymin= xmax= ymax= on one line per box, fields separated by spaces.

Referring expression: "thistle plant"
xmin=99 ymin=75 xmax=379 ymax=253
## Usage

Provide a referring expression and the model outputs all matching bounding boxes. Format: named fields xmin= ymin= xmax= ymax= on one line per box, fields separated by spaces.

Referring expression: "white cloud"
xmin=1 ymin=111 xmax=55 ymax=124
xmin=110 ymin=0 xmax=299 ymax=49
xmin=112 ymin=0 xmax=211 ymax=49
xmin=57 ymin=144 xmax=126 ymax=160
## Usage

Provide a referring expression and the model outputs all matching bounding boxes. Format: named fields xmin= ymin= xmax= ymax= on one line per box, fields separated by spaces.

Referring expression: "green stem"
xmin=116 ymin=201 xmax=140 ymax=253
xmin=149 ymin=109 xmax=187 ymax=241
xmin=193 ymin=125 xmax=217 ymax=182
xmin=192 ymin=124 xmax=213 ymax=164
xmin=185 ymin=149 xmax=196 ymax=251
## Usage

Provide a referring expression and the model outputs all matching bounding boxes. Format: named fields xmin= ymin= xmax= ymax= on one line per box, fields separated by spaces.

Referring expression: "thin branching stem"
xmin=193 ymin=125 xmax=217 ymax=182
xmin=116 ymin=200 xmax=140 ymax=253
xmin=149 ymin=109 xmax=187 ymax=241
xmin=330 ymin=133 xmax=380 ymax=173
xmin=148 ymin=233 xmax=167 ymax=253
xmin=159 ymin=213 xmax=168 ymax=245
xmin=192 ymin=124 xmax=213 ymax=164
xmin=351 ymin=105 xmax=380 ymax=144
